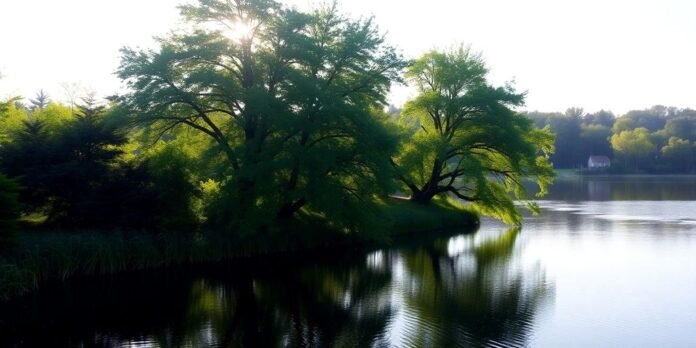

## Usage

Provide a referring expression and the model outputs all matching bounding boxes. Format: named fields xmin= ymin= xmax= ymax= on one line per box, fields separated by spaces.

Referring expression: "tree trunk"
xmin=410 ymin=188 xmax=436 ymax=204
xmin=235 ymin=177 xmax=257 ymax=224
xmin=276 ymin=198 xmax=306 ymax=220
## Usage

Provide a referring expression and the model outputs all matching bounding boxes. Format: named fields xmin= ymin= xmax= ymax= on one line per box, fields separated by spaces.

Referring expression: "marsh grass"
xmin=0 ymin=200 xmax=478 ymax=299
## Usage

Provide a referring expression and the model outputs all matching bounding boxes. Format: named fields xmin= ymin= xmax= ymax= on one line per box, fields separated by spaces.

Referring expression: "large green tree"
xmin=117 ymin=0 xmax=405 ymax=233
xmin=394 ymin=47 xmax=554 ymax=224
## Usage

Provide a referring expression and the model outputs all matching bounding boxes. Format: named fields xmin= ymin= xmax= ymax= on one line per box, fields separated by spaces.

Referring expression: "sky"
xmin=1 ymin=0 xmax=695 ymax=114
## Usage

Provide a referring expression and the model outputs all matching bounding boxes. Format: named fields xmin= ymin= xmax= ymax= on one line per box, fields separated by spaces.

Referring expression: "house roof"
xmin=588 ymin=155 xmax=611 ymax=163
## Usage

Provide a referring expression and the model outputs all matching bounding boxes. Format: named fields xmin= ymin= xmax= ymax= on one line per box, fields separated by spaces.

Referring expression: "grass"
xmin=0 ymin=199 xmax=478 ymax=300
xmin=382 ymin=196 xmax=479 ymax=234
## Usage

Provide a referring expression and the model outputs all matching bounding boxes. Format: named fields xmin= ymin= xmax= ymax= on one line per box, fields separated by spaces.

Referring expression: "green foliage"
xmin=611 ymin=128 xmax=655 ymax=156
xmin=661 ymin=137 xmax=695 ymax=172
xmin=37 ymin=99 xmax=130 ymax=226
xmin=0 ymin=97 xmax=29 ymax=144
xmin=31 ymin=102 xmax=73 ymax=133
xmin=621 ymin=106 xmax=670 ymax=132
xmin=584 ymin=109 xmax=615 ymax=128
xmin=610 ymin=128 xmax=656 ymax=171
xmin=0 ymin=99 xmax=159 ymax=229
xmin=581 ymin=123 xmax=613 ymax=158
xmin=0 ymin=173 xmax=21 ymax=246
xmin=0 ymin=119 xmax=54 ymax=210
xmin=547 ymin=109 xmax=584 ymax=167
xmin=650 ymin=129 xmax=669 ymax=149
xmin=146 ymin=146 xmax=200 ymax=231
xmin=612 ymin=116 xmax=636 ymax=133
xmin=393 ymin=47 xmax=555 ymax=225
xmin=117 ymin=0 xmax=405 ymax=235
xmin=382 ymin=197 xmax=478 ymax=234
xmin=0 ymin=199 xmax=478 ymax=299
xmin=665 ymin=117 xmax=696 ymax=141
xmin=529 ymin=105 xmax=696 ymax=173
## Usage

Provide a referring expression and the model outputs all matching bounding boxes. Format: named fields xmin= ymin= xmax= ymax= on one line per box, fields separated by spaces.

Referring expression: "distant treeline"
xmin=525 ymin=106 xmax=696 ymax=173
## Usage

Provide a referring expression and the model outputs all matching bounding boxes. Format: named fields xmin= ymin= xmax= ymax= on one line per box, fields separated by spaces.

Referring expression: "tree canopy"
xmin=393 ymin=47 xmax=555 ymax=225
xmin=117 ymin=0 xmax=406 ymax=234
xmin=0 ymin=0 xmax=571 ymax=241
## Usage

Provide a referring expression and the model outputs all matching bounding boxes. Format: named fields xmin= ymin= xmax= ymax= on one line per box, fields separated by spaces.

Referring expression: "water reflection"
xmin=5 ymin=177 xmax=696 ymax=346
xmin=397 ymin=229 xmax=551 ymax=347
xmin=0 ymin=228 xmax=551 ymax=347
xmin=533 ymin=175 xmax=696 ymax=201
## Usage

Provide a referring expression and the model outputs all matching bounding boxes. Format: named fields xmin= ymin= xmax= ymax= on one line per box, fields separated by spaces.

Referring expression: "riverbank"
xmin=556 ymin=168 xmax=696 ymax=177
xmin=0 ymin=199 xmax=478 ymax=300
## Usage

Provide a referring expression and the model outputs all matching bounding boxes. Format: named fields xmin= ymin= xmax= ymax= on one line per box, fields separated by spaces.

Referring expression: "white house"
xmin=588 ymin=155 xmax=611 ymax=169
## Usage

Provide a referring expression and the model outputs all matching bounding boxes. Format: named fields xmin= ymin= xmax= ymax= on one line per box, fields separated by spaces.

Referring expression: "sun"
xmin=223 ymin=20 xmax=256 ymax=42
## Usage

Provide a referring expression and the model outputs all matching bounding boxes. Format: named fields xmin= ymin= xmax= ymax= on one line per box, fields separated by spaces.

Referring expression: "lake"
xmin=2 ymin=175 xmax=696 ymax=347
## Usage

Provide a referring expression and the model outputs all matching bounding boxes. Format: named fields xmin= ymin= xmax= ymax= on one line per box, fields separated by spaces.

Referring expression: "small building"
xmin=588 ymin=155 xmax=611 ymax=169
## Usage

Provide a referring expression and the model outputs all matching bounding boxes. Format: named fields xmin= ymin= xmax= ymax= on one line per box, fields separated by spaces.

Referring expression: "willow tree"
xmin=394 ymin=47 xmax=554 ymax=224
xmin=117 ymin=0 xmax=404 ymax=232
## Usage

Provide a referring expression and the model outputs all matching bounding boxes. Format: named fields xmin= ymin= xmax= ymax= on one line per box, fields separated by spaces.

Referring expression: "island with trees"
xmin=0 ymin=0 xmax=554 ymax=298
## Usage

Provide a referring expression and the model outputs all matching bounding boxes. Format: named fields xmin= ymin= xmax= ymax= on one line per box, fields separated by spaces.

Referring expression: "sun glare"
xmin=223 ymin=21 xmax=255 ymax=42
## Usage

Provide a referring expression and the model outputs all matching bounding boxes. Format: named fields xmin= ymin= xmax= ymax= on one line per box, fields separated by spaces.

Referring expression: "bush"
xmin=0 ymin=173 xmax=21 ymax=246
xmin=146 ymin=146 xmax=199 ymax=232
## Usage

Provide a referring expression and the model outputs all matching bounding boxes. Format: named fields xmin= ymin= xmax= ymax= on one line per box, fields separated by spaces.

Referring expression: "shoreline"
xmin=0 ymin=200 xmax=479 ymax=301
xmin=555 ymin=170 xmax=696 ymax=178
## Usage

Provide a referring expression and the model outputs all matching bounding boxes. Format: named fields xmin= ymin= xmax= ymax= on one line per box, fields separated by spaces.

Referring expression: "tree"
xmin=661 ymin=137 xmax=694 ymax=173
xmin=60 ymin=81 xmax=85 ymax=113
xmin=523 ymin=111 xmax=560 ymax=129
xmin=32 ymin=101 xmax=74 ymax=133
xmin=0 ymin=97 xmax=28 ymax=144
xmin=393 ymin=47 xmax=555 ymax=225
xmin=548 ymin=109 xmax=584 ymax=168
xmin=612 ymin=116 xmax=635 ymax=133
xmin=117 ymin=0 xmax=405 ymax=233
xmin=565 ymin=107 xmax=585 ymax=120
xmin=584 ymin=109 xmax=615 ymax=128
xmin=146 ymin=145 xmax=200 ymax=231
xmin=621 ymin=106 xmax=668 ymax=132
xmin=665 ymin=117 xmax=695 ymax=141
xmin=0 ymin=119 xmax=53 ymax=210
xmin=610 ymin=127 xmax=655 ymax=170
xmin=30 ymin=89 xmax=50 ymax=111
xmin=580 ymin=123 xmax=613 ymax=158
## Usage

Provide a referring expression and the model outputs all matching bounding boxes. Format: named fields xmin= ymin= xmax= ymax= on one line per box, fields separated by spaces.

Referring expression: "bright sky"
xmin=1 ymin=0 xmax=695 ymax=114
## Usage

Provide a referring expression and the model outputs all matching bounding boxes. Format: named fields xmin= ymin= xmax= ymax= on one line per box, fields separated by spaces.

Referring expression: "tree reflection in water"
xmin=0 ymin=228 xmax=553 ymax=347
xmin=398 ymin=228 xmax=552 ymax=347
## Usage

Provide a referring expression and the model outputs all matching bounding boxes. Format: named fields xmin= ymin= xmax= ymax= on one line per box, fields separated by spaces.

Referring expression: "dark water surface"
xmin=2 ymin=175 xmax=696 ymax=347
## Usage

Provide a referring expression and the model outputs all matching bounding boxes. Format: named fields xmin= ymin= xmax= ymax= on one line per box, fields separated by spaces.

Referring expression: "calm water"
xmin=2 ymin=175 xmax=696 ymax=347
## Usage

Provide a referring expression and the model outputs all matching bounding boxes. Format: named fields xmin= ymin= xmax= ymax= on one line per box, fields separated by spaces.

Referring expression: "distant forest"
xmin=524 ymin=106 xmax=696 ymax=173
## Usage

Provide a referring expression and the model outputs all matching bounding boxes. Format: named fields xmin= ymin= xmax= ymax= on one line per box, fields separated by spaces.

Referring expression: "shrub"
xmin=0 ymin=173 xmax=21 ymax=246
